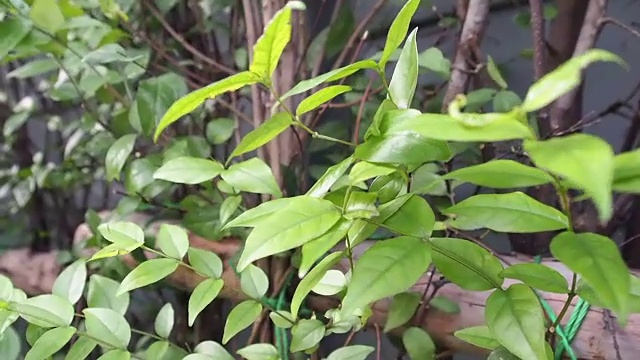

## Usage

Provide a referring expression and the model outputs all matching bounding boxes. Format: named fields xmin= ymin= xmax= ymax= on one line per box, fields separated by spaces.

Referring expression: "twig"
xmin=529 ymin=0 xmax=546 ymax=81
xmin=353 ymin=78 xmax=373 ymax=145
xmin=142 ymin=0 xmax=234 ymax=75
xmin=601 ymin=17 xmax=640 ymax=39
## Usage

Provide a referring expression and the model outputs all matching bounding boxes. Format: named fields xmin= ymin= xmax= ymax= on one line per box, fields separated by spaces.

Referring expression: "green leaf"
xmin=236 ymin=343 xmax=279 ymax=360
xmin=371 ymin=171 xmax=407 ymax=203
xmin=348 ymin=161 xmax=396 ymax=184
xmin=290 ymin=319 xmax=325 ymax=352
xmin=249 ymin=5 xmax=293 ymax=81
xmin=188 ymin=278 xmax=224 ymax=327
xmin=356 ymin=110 xmax=452 ymax=164
xmin=524 ymin=133 xmax=615 ymax=221
xmin=97 ymin=349 xmax=130 ymax=360
xmin=220 ymin=195 xmax=242 ymax=225
xmin=97 ymin=221 xmax=144 ymax=252
xmin=52 ymin=259 xmax=86 ymax=305
xmin=388 ymin=27 xmax=419 ymax=109
xmin=613 ymin=149 xmax=640 ymax=193
xmin=188 ymin=248 xmax=224 ymax=278
xmin=493 ymin=90 xmax=522 ymax=112
xmin=157 ymin=224 xmax=189 ymax=259
xmin=269 ymin=311 xmax=295 ymax=329
xmin=522 ymin=49 xmax=626 ymax=112
xmin=326 ymin=345 xmax=375 ymax=360
xmin=311 ymin=269 xmax=346 ymax=295
xmin=384 ymin=292 xmax=421 ymax=332
xmin=237 ymin=196 xmax=341 ymax=271
xmin=154 ymin=71 xmax=260 ymax=141
xmin=381 ymin=194 xmax=435 ymax=238
xmin=105 ymin=134 xmax=136 ymax=181
xmin=344 ymin=192 xmax=378 ymax=220
xmin=341 ymin=237 xmax=431 ymax=315
xmin=281 ymin=60 xmax=377 ymax=100
xmin=222 ymin=300 xmax=262 ymax=344
xmin=300 ymin=219 xmax=352 ymax=276
xmin=87 ymin=275 xmax=129 ymax=315
xmin=221 ymin=158 xmax=282 ymax=197
xmin=444 ymin=192 xmax=569 ymax=233
xmin=144 ymin=341 xmax=169 ymax=360
xmin=418 ymin=47 xmax=451 ymax=78
xmin=192 ymin=340 xmax=234 ymax=359
xmin=83 ymin=308 xmax=131 ymax=349
xmin=64 ymin=336 xmax=97 ymax=360
xmin=291 ymin=251 xmax=344 ymax=318
xmin=409 ymin=112 xmax=535 ymax=142
xmin=500 ymin=264 xmax=569 ymax=294
xmin=454 ymin=326 xmax=500 ymax=350
xmin=307 ymin=156 xmax=354 ymax=198
xmin=0 ymin=18 xmax=32 ymax=59
xmin=379 ymin=0 xmax=421 ymax=68
xmin=224 ymin=197 xmax=299 ymax=229
xmin=0 ymin=326 xmax=21 ymax=360
xmin=429 ymin=296 xmax=460 ymax=314
xmin=442 ymin=160 xmax=552 ymax=189
xmin=430 ymin=238 xmax=503 ymax=291
xmin=240 ymin=264 xmax=270 ymax=299
xmin=296 ymin=85 xmax=351 ymax=116
xmin=25 ymin=326 xmax=76 ymax=360
xmin=117 ymin=258 xmax=179 ymax=295
xmin=7 ymin=58 xmax=59 ymax=79
xmin=228 ymin=112 xmax=293 ymax=161
xmin=153 ymin=157 xmax=224 ymax=185
xmin=488 ymin=347 xmax=521 ymax=360
xmin=206 ymin=118 xmax=236 ymax=145
xmin=15 ymin=294 xmax=74 ymax=328
xmin=485 ymin=284 xmax=547 ymax=360
xmin=30 ymin=0 xmax=65 ymax=34
xmin=487 ymin=55 xmax=507 ymax=89
xmin=154 ymin=303 xmax=174 ymax=338
xmin=403 ymin=327 xmax=435 ymax=360
xmin=550 ymin=232 xmax=630 ymax=320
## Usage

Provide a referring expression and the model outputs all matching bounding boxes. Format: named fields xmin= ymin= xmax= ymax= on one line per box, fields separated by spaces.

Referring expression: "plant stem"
xmin=552 ymin=273 xmax=578 ymax=329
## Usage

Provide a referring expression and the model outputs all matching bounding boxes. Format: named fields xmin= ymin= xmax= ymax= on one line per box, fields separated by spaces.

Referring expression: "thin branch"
xmin=529 ymin=0 xmax=546 ymax=81
xmin=142 ymin=0 xmax=235 ymax=75
xmin=601 ymin=16 xmax=640 ymax=39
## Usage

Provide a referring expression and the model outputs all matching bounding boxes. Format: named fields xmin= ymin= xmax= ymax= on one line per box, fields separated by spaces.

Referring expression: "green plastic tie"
xmin=533 ymin=255 xmax=589 ymax=360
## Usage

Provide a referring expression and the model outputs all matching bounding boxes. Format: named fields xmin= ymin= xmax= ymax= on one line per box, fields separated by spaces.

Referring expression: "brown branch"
xmin=142 ymin=0 xmax=235 ymax=75
xmin=440 ymin=0 xmax=490 ymax=112
xmin=601 ymin=17 xmax=640 ymax=40
xmin=529 ymin=0 xmax=546 ymax=81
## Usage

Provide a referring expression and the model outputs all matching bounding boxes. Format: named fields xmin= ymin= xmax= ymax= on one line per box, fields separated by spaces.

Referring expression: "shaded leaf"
xmin=613 ymin=149 xmax=640 ymax=193
xmin=291 ymin=251 xmax=344 ymax=318
xmin=290 ymin=319 xmax=324 ymax=352
xmin=206 ymin=118 xmax=236 ymax=145
xmin=52 ymin=259 xmax=86 ymax=305
xmin=25 ymin=326 xmax=76 ymax=360
xmin=221 ymin=157 xmax=281 ymax=197
xmin=307 ymin=156 xmax=354 ymax=198
xmin=30 ymin=0 xmax=65 ymax=34
xmin=87 ymin=275 xmax=129 ymax=315
xmin=64 ymin=336 xmax=97 ymax=360
xmin=83 ymin=308 xmax=131 ymax=349
xmin=15 ymin=294 xmax=74 ymax=328
xmin=240 ymin=264 xmax=270 ymax=299
xmin=326 ymin=345 xmax=375 ymax=360
xmin=154 ymin=303 xmax=174 ymax=338
xmin=157 ymin=224 xmax=189 ymax=260
xmin=384 ymin=292 xmax=421 ymax=332
xmin=237 ymin=343 xmax=279 ymax=360
xmin=454 ymin=326 xmax=500 ymax=350
xmin=487 ymin=55 xmax=507 ymax=89
xmin=0 ymin=18 xmax=32 ymax=59
xmin=403 ymin=327 xmax=435 ymax=360
xmin=105 ymin=134 xmax=136 ymax=181
xmin=188 ymin=248 xmax=223 ymax=278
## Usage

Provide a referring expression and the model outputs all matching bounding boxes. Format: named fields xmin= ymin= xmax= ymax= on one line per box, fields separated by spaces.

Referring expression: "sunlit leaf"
xmin=30 ymin=0 xmax=65 ymax=34
xmin=154 ymin=71 xmax=260 ymax=141
xmin=237 ymin=343 xmax=279 ymax=360
xmin=188 ymin=278 xmax=224 ymax=327
xmin=522 ymin=49 xmax=626 ymax=112
xmin=430 ymin=238 xmax=503 ymax=291
xmin=24 ymin=326 xmax=76 ymax=360
xmin=487 ymin=55 xmax=507 ymax=89
xmin=388 ymin=27 xmax=419 ymax=109
xmin=297 ymin=85 xmax=351 ymax=116
xmin=307 ymin=156 xmax=354 ymax=198
xmin=240 ymin=264 xmax=270 ymax=299
xmin=485 ymin=285 xmax=547 ymax=360
xmin=228 ymin=112 xmax=293 ymax=161
xmin=15 ymin=294 xmax=74 ymax=328
xmin=384 ymin=292 xmax=421 ymax=332
xmin=117 ymin=258 xmax=179 ymax=295
xmin=52 ymin=259 xmax=87 ymax=305
xmin=341 ymin=237 xmax=431 ymax=315
xmin=222 ymin=300 xmax=262 ymax=344
xmin=188 ymin=248 xmax=223 ymax=278
xmin=153 ymin=157 xmax=224 ymax=185
xmin=613 ymin=149 xmax=640 ymax=193
xmin=237 ymin=196 xmax=341 ymax=271
xmin=157 ymin=224 xmax=189 ymax=260
xmin=403 ymin=327 xmax=435 ymax=360
xmin=290 ymin=319 xmax=324 ymax=352
xmin=500 ymin=264 xmax=569 ymax=294
xmin=454 ymin=326 xmax=500 ymax=350
xmin=524 ymin=133 xmax=615 ymax=221
xmin=444 ymin=192 xmax=569 ymax=233
xmin=221 ymin=158 xmax=282 ymax=197
xmin=378 ymin=0 xmax=421 ymax=68
xmin=292 ymin=251 xmax=344 ymax=318
xmin=550 ymin=231 xmax=629 ymax=321
xmin=442 ymin=160 xmax=552 ymax=189
xmin=105 ymin=134 xmax=136 ymax=181
xmin=326 ymin=345 xmax=375 ymax=360
xmin=87 ymin=275 xmax=129 ymax=315
xmin=83 ymin=308 xmax=131 ymax=349
xmin=154 ymin=303 xmax=174 ymax=339
xmin=249 ymin=4 xmax=293 ymax=81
